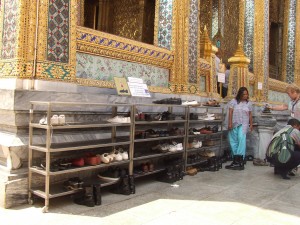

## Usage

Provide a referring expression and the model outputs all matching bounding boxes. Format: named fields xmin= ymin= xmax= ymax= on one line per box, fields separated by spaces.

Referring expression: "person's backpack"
xmin=266 ymin=127 xmax=294 ymax=164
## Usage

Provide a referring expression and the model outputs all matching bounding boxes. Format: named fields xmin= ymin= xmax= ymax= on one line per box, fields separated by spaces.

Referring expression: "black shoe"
xmin=225 ymin=162 xmax=244 ymax=170
xmin=280 ymin=173 xmax=290 ymax=180
xmin=74 ymin=195 xmax=95 ymax=207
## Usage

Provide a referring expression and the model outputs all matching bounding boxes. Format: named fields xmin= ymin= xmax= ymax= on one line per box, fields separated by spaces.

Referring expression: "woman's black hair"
xmin=235 ymin=87 xmax=249 ymax=103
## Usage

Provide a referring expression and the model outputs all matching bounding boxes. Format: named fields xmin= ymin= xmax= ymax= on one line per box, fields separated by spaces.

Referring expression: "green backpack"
xmin=266 ymin=127 xmax=294 ymax=163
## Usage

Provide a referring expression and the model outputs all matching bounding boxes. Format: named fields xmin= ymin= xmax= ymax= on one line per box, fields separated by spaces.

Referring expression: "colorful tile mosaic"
xmin=244 ymin=0 xmax=254 ymax=71
xmin=76 ymin=52 xmax=169 ymax=87
xmin=77 ymin=29 xmax=174 ymax=62
xmin=188 ymin=0 xmax=199 ymax=84
xmin=47 ymin=0 xmax=69 ymax=63
xmin=157 ymin=0 xmax=173 ymax=50
xmin=268 ymin=90 xmax=290 ymax=103
xmin=286 ymin=0 xmax=296 ymax=83
xmin=1 ymin=0 xmax=19 ymax=59
xmin=211 ymin=0 xmax=218 ymax=39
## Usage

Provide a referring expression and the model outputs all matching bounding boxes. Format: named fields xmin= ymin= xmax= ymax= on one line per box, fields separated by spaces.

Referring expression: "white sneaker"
xmin=192 ymin=140 xmax=202 ymax=148
xmin=176 ymin=143 xmax=183 ymax=151
xmin=39 ymin=116 xmax=47 ymax=125
xmin=107 ymin=116 xmax=131 ymax=123
xmin=100 ymin=153 xmax=110 ymax=164
xmin=58 ymin=115 xmax=65 ymax=125
xmin=50 ymin=115 xmax=59 ymax=125
xmin=182 ymin=100 xmax=198 ymax=106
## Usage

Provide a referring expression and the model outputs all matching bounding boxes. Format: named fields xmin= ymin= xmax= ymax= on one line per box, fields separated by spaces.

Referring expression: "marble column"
xmin=256 ymin=116 xmax=277 ymax=160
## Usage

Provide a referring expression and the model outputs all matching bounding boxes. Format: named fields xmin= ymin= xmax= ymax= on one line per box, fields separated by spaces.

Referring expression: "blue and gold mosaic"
xmin=47 ymin=0 xmax=70 ymax=63
xmin=157 ymin=0 xmax=173 ymax=50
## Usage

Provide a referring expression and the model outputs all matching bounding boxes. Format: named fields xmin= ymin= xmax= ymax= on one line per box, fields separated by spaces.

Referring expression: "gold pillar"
xmin=76 ymin=0 xmax=85 ymax=26
xmin=238 ymin=0 xmax=245 ymax=45
xmin=227 ymin=42 xmax=250 ymax=99
xmin=294 ymin=1 xmax=300 ymax=86
xmin=280 ymin=0 xmax=289 ymax=82
xmin=253 ymin=0 xmax=269 ymax=102
xmin=170 ymin=0 xmax=187 ymax=93
xmin=200 ymin=26 xmax=218 ymax=95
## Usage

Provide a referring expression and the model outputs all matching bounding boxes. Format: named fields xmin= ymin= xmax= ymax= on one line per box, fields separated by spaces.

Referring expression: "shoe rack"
xmin=185 ymin=105 xmax=224 ymax=171
xmin=131 ymin=104 xmax=188 ymax=182
xmin=28 ymin=101 xmax=133 ymax=213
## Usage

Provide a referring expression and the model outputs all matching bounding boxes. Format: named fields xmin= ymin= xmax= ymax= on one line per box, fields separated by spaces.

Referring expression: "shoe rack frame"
xmin=185 ymin=105 xmax=224 ymax=171
xmin=28 ymin=101 xmax=134 ymax=213
xmin=28 ymin=101 xmax=224 ymax=212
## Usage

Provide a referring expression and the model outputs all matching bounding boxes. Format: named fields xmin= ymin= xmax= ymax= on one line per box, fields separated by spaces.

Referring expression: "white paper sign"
xmin=258 ymin=82 xmax=263 ymax=90
xmin=217 ymin=73 xmax=225 ymax=83
xmin=127 ymin=82 xmax=151 ymax=97
xmin=128 ymin=77 xmax=143 ymax=84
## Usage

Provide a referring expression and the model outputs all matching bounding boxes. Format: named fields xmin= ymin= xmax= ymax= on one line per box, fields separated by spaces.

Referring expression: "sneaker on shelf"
xmin=100 ymin=153 xmax=111 ymax=164
xmin=182 ymin=100 xmax=198 ymax=106
xmin=39 ymin=116 xmax=47 ymax=125
xmin=119 ymin=148 xmax=129 ymax=160
xmin=107 ymin=116 xmax=131 ymax=123
xmin=50 ymin=115 xmax=59 ymax=125
xmin=192 ymin=140 xmax=202 ymax=148
xmin=58 ymin=114 xmax=65 ymax=125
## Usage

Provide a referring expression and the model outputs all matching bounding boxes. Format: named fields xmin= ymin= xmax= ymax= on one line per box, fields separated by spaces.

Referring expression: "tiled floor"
xmin=1 ymin=163 xmax=300 ymax=225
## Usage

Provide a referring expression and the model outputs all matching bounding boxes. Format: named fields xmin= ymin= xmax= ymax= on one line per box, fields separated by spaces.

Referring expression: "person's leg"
xmin=228 ymin=127 xmax=238 ymax=155
xmin=236 ymin=125 xmax=246 ymax=158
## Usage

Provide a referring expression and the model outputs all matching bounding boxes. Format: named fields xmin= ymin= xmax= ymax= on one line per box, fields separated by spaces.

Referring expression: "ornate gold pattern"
xmin=153 ymin=0 xmax=160 ymax=47
xmin=294 ymin=1 xmax=300 ymax=86
xmin=253 ymin=0 xmax=269 ymax=102
xmin=239 ymin=0 xmax=245 ymax=44
xmin=269 ymin=78 xmax=289 ymax=92
xmin=76 ymin=0 xmax=85 ymax=26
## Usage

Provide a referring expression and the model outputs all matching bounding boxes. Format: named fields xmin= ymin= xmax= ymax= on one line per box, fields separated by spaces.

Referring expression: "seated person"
xmin=266 ymin=118 xmax=300 ymax=179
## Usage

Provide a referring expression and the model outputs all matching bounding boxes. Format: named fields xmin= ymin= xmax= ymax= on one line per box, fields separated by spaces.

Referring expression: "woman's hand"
xmin=228 ymin=124 xmax=233 ymax=130
xmin=250 ymin=124 xmax=253 ymax=132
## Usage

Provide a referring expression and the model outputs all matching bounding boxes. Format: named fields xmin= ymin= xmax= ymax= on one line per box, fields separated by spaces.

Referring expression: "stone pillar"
xmin=256 ymin=117 xmax=277 ymax=160
xmin=253 ymin=0 xmax=269 ymax=102
xmin=227 ymin=42 xmax=250 ymax=98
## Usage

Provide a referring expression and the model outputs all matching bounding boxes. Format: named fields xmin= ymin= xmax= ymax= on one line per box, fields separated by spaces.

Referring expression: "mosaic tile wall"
xmin=157 ymin=0 xmax=173 ymax=50
xmin=76 ymin=52 xmax=169 ymax=87
xmin=1 ymin=0 xmax=19 ymax=59
xmin=244 ymin=0 xmax=254 ymax=71
xmin=286 ymin=0 xmax=296 ymax=83
xmin=211 ymin=0 xmax=218 ymax=38
xmin=268 ymin=90 xmax=290 ymax=103
xmin=188 ymin=0 xmax=199 ymax=83
xmin=47 ymin=0 xmax=70 ymax=63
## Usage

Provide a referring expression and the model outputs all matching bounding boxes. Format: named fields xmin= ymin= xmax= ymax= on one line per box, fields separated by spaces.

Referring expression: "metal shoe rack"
xmin=131 ymin=104 xmax=188 ymax=182
xmin=185 ymin=105 xmax=224 ymax=171
xmin=28 ymin=101 xmax=133 ymax=212
xmin=28 ymin=101 xmax=224 ymax=212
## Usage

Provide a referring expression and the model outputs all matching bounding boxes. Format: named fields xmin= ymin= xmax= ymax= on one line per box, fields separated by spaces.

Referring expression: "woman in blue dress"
xmin=226 ymin=87 xmax=253 ymax=170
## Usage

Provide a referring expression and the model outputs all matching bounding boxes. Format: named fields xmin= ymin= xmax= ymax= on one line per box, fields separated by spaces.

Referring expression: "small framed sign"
xmin=114 ymin=77 xmax=131 ymax=96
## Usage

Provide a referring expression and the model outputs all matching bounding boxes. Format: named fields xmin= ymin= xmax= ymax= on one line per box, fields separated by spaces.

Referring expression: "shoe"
xmin=100 ymin=153 xmax=111 ymax=164
xmin=72 ymin=158 xmax=85 ymax=167
xmin=152 ymin=144 xmax=170 ymax=153
xmin=288 ymin=167 xmax=297 ymax=176
xmin=186 ymin=167 xmax=197 ymax=176
xmin=114 ymin=150 xmax=123 ymax=161
xmin=107 ymin=116 xmax=131 ymax=123
xmin=182 ymin=100 xmax=198 ymax=106
xmin=192 ymin=140 xmax=202 ymax=148
xmin=39 ymin=116 xmax=47 ymax=125
xmin=50 ymin=115 xmax=59 ymax=125
xmin=58 ymin=115 xmax=65 ymax=125
xmin=84 ymin=155 xmax=99 ymax=166
xmin=253 ymin=158 xmax=269 ymax=166
xmin=119 ymin=149 xmax=129 ymax=160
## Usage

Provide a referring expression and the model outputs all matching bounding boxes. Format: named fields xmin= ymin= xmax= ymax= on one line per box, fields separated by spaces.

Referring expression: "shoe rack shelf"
xmin=28 ymin=101 xmax=133 ymax=213
xmin=131 ymin=104 xmax=188 ymax=179
xmin=185 ymin=105 xmax=224 ymax=170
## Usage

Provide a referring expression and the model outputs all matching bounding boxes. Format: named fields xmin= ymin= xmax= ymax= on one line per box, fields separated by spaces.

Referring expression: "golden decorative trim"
xmin=76 ymin=27 xmax=174 ymax=69
xmin=248 ymin=72 xmax=255 ymax=84
xmin=197 ymin=0 xmax=202 ymax=84
xmin=294 ymin=0 xmax=300 ymax=86
xmin=239 ymin=0 xmax=245 ymax=45
xmin=76 ymin=78 xmax=171 ymax=94
xmin=0 ymin=1 xmax=3 ymax=54
xmin=37 ymin=0 xmax=48 ymax=61
xmin=69 ymin=0 xmax=77 ymax=80
xmin=183 ymin=0 xmax=189 ymax=87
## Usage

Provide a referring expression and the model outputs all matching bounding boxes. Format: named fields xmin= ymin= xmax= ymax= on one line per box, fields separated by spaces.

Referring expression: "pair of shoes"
xmin=39 ymin=115 xmax=65 ymax=125
xmin=153 ymin=98 xmax=182 ymax=105
xmin=141 ymin=162 xmax=154 ymax=172
xmin=189 ymin=139 xmax=202 ymax=149
xmin=107 ymin=116 xmax=131 ymax=123
xmin=72 ymin=157 xmax=85 ymax=167
xmin=100 ymin=150 xmax=129 ymax=163
xmin=151 ymin=143 xmax=170 ymax=153
xmin=169 ymin=142 xmax=183 ymax=152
